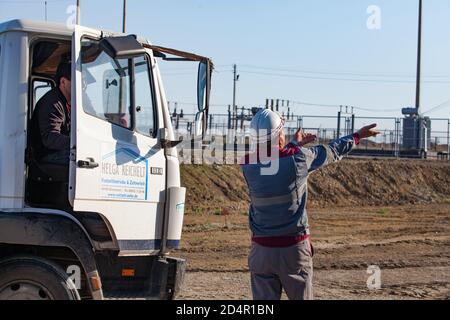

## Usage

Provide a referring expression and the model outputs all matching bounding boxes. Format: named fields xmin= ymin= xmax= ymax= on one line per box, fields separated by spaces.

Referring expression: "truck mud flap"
xmin=150 ymin=257 xmax=186 ymax=300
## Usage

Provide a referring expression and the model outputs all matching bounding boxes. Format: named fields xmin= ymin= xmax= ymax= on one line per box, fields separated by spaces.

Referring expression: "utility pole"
xmin=122 ymin=0 xmax=127 ymax=33
xmin=76 ymin=0 xmax=80 ymax=25
xmin=337 ymin=106 xmax=342 ymax=139
xmin=232 ymin=64 xmax=239 ymax=115
xmin=415 ymin=0 xmax=423 ymax=111
xmin=44 ymin=1 xmax=48 ymax=21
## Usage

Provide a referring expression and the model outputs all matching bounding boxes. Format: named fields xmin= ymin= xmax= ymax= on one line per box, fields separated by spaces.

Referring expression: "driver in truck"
xmin=31 ymin=60 xmax=72 ymax=165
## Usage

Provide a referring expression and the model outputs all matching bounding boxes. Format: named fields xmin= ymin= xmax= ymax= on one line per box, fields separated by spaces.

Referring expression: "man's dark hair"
xmin=55 ymin=61 xmax=71 ymax=85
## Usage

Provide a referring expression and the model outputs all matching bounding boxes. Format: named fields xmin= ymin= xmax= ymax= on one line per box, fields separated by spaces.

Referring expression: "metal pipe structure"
xmin=337 ymin=111 xmax=341 ymax=139
xmin=415 ymin=0 xmax=423 ymax=111
xmin=122 ymin=0 xmax=127 ymax=33
xmin=76 ymin=0 xmax=80 ymax=25
xmin=232 ymin=64 xmax=237 ymax=113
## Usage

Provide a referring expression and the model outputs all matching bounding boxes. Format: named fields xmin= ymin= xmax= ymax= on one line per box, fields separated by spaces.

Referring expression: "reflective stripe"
xmin=251 ymin=183 xmax=306 ymax=207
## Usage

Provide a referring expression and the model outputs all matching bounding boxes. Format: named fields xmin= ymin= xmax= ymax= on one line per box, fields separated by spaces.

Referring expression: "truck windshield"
xmin=80 ymin=38 xmax=155 ymax=133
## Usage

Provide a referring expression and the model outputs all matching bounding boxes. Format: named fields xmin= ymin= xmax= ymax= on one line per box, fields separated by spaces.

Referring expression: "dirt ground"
xmin=176 ymin=159 xmax=450 ymax=300
xmin=175 ymin=203 xmax=450 ymax=300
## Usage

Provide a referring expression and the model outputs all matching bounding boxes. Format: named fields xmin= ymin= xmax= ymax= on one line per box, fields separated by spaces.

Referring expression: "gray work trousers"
xmin=248 ymin=239 xmax=314 ymax=300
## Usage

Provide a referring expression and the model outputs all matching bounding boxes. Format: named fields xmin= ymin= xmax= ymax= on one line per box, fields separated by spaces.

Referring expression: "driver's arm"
xmin=38 ymin=101 xmax=70 ymax=151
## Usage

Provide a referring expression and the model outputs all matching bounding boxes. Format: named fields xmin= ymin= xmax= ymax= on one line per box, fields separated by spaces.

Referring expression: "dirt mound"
xmin=308 ymin=159 xmax=450 ymax=207
xmin=181 ymin=159 xmax=450 ymax=214
xmin=181 ymin=164 xmax=250 ymax=215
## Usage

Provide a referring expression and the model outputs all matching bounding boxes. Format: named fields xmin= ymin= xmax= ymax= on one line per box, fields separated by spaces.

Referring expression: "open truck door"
xmin=140 ymin=45 xmax=213 ymax=255
xmin=69 ymin=26 xmax=168 ymax=255
xmin=69 ymin=25 xmax=212 ymax=256
xmin=144 ymin=44 xmax=213 ymax=139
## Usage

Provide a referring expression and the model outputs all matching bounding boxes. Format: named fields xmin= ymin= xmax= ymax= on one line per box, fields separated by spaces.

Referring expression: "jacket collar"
xmin=55 ymin=86 xmax=69 ymax=106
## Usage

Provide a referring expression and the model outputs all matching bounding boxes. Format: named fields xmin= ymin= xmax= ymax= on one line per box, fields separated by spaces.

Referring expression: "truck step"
xmin=103 ymin=291 xmax=161 ymax=300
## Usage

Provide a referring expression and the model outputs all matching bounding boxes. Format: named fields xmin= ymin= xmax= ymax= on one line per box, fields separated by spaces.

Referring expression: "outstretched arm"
xmin=296 ymin=124 xmax=380 ymax=173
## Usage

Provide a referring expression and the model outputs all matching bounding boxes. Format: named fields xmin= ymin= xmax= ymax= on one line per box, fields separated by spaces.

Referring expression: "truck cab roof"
xmin=0 ymin=19 xmax=148 ymax=44
xmin=0 ymin=19 xmax=73 ymax=36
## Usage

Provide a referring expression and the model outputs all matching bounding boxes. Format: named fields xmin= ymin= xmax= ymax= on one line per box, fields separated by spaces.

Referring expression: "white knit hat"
xmin=250 ymin=108 xmax=285 ymax=143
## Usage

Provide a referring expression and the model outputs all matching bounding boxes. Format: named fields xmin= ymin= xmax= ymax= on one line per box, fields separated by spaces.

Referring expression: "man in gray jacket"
xmin=241 ymin=109 xmax=380 ymax=300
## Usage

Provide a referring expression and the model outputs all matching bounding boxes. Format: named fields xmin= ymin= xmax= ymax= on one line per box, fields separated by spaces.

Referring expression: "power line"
xmin=290 ymin=100 xmax=400 ymax=113
xmin=161 ymin=69 xmax=232 ymax=76
xmin=169 ymin=97 xmax=448 ymax=115
xmin=159 ymin=66 xmax=231 ymax=72
xmin=290 ymin=101 xmax=338 ymax=108
xmin=238 ymin=70 xmax=450 ymax=84
xmin=422 ymin=99 xmax=450 ymax=114
xmin=168 ymin=100 xmax=402 ymax=114
xmin=173 ymin=63 xmax=450 ymax=79
xmin=354 ymin=106 xmax=402 ymax=112
xmin=167 ymin=101 xmax=229 ymax=108
xmin=239 ymin=64 xmax=450 ymax=79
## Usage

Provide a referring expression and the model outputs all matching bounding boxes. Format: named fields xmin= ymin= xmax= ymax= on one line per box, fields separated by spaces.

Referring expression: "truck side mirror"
xmin=197 ymin=61 xmax=209 ymax=112
xmin=194 ymin=111 xmax=204 ymax=138
xmin=99 ymin=35 xmax=146 ymax=59
xmin=196 ymin=60 xmax=211 ymax=138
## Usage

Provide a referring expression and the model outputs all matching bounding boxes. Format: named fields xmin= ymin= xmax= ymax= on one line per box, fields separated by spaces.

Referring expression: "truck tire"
xmin=0 ymin=255 xmax=80 ymax=300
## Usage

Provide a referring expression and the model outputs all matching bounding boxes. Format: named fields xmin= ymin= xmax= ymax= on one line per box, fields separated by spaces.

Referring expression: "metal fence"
xmin=171 ymin=111 xmax=450 ymax=159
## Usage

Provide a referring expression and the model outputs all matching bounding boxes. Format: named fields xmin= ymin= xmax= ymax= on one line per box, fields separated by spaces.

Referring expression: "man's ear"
xmin=61 ymin=77 xmax=70 ymax=86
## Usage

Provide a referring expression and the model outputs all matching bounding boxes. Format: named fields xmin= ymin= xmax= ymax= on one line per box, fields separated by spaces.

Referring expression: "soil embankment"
xmin=181 ymin=159 xmax=450 ymax=214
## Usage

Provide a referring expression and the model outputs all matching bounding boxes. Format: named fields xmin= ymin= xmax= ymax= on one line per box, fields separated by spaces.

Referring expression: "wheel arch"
xmin=0 ymin=209 xmax=103 ymax=299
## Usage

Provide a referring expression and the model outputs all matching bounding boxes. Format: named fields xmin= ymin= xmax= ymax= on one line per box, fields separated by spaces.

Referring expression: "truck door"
xmin=69 ymin=26 xmax=166 ymax=255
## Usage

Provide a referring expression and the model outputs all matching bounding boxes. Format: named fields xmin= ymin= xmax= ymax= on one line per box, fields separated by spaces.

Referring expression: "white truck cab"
xmin=0 ymin=19 xmax=212 ymax=300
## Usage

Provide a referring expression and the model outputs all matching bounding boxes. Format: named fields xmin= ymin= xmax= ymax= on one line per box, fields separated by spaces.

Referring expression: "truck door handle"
xmin=77 ymin=158 xmax=99 ymax=169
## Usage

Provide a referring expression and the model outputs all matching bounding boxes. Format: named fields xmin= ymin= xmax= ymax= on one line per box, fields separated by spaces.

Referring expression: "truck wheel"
xmin=0 ymin=256 xmax=80 ymax=300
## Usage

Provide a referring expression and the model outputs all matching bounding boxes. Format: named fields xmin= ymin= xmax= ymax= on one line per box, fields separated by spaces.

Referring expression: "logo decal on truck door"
xmin=101 ymin=147 xmax=149 ymax=201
